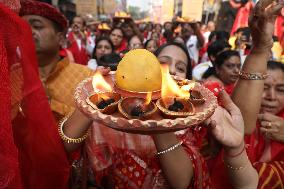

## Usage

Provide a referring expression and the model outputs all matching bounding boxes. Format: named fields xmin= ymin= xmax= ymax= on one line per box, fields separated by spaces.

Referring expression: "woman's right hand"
xmin=258 ymin=113 xmax=284 ymax=143
xmin=249 ymin=0 xmax=284 ymax=50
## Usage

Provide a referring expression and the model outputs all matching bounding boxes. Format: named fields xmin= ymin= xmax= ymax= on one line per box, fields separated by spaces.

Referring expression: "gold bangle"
xmin=58 ymin=114 xmax=89 ymax=144
xmin=239 ymin=71 xmax=269 ymax=80
xmin=223 ymin=156 xmax=249 ymax=171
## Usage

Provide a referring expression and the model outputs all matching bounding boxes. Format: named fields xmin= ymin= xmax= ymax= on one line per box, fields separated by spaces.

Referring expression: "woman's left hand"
xmin=206 ymin=90 xmax=244 ymax=149
xmin=258 ymin=113 xmax=284 ymax=143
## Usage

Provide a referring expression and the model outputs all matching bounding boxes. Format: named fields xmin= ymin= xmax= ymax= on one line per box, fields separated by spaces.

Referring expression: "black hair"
xmin=144 ymin=39 xmax=158 ymax=48
xmin=127 ymin=35 xmax=143 ymax=46
xmin=208 ymin=31 xmax=217 ymax=43
xmin=154 ymin=42 xmax=192 ymax=79
xmin=207 ymin=41 xmax=231 ymax=62
xmin=214 ymin=50 xmax=240 ymax=68
xmin=110 ymin=27 xmax=124 ymax=36
xmin=99 ymin=53 xmax=121 ymax=71
xmin=72 ymin=15 xmax=86 ymax=26
xmin=92 ymin=36 xmax=114 ymax=59
xmin=163 ymin=21 xmax=172 ymax=29
xmin=216 ymin=31 xmax=230 ymax=41
xmin=267 ymin=60 xmax=284 ymax=72
xmin=203 ymin=50 xmax=239 ymax=79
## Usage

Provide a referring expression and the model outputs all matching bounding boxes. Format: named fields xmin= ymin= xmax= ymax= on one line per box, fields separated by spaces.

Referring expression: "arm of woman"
xmin=231 ymin=0 xmax=284 ymax=134
xmin=210 ymin=90 xmax=258 ymax=189
xmin=60 ymin=68 xmax=111 ymax=152
xmin=61 ymin=109 xmax=92 ymax=153
xmin=152 ymin=133 xmax=194 ymax=189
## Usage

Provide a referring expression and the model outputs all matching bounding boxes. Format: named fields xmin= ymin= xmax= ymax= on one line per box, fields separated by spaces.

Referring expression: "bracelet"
xmin=239 ymin=71 xmax=268 ymax=80
xmin=157 ymin=140 xmax=183 ymax=155
xmin=223 ymin=157 xmax=249 ymax=171
xmin=224 ymin=143 xmax=246 ymax=158
xmin=58 ymin=114 xmax=89 ymax=144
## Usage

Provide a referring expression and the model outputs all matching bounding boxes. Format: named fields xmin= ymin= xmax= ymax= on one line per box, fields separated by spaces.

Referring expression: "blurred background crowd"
xmin=41 ymin=0 xmax=284 ymax=78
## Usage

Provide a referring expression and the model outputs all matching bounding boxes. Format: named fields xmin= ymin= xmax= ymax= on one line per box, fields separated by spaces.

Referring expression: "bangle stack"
xmin=239 ymin=71 xmax=268 ymax=80
xmin=157 ymin=140 xmax=183 ymax=156
xmin=58 ymin=114 xmax=89 ymax=144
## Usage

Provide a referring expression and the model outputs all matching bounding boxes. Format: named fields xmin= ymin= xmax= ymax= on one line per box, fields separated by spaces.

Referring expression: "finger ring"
xmin=268 ymin=122 xmax=272 ymax=127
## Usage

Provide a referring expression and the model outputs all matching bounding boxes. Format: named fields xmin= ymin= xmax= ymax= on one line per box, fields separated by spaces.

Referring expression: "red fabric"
xmin=254 ymin=161 xmax=284 ymax=189
xmin=86 ymin=124 xmax=211 ymax=188
xmin=204 ymin=81 xmax=284 ymax=189
xmin=0 ymin=2 xmax=70 ymax=189
xmin=116 ymin=38 xmax=127 ymax=53
xmin=275 ymin=15 xmax=284 ymax=49
xmin=67 ymin=32 xmax=89 ymax=65
xmin=230 ymin=2 xmax=254 ymax=35
xmin=19 ymin=0 xmax=68 ymax=31
xmin=245 ymin=109 xmax=284 ymax=163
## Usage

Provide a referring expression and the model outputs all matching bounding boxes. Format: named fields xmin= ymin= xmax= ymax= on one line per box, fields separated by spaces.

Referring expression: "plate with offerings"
xmin=75 ymin=49 xmax=218 ymax=134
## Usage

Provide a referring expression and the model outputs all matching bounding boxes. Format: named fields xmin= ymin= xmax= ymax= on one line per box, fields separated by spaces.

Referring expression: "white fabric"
xmin=203 ymin=31 xmax=211 ymax=44
xmin=86 ymin=34 xmax=96 ymax=56
xmin=75 ymin=38 xmax=81 ymax=50
xmin=192 ymin=61 xmax=213 ymax=81
xmin=186 ymin=35 xmax=199 ymax=64
xmin=87 ymin=59 xmax=98 ymax=70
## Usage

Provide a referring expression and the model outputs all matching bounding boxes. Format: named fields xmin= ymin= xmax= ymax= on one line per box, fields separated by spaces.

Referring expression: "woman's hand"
xmin=96 ymin=66 xmax=111 ymax=75
xmin=206 ymin=90 xmax=244 ymax=149
xmin=258 ymin=113 xmax=284 ymax=143
xmin=249 ymin=0 xmax=284 ymax=50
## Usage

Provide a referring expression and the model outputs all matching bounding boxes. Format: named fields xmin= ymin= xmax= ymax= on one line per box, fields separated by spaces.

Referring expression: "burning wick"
xmin=97 ymin=94 xmax=115 ymax=109
xmin=168 ymin=98 xmax=184 ymax=112
xmin=97 ymin=98 xmax=115 ymax=109
xmin=131 ymin=105 xmax=146 ymax=117
xmin=130 ymin=92 xmax=152 ymax=117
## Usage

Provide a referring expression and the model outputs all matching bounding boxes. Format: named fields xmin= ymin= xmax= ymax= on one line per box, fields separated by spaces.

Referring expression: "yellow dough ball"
xmin=116 ymin=49 xmax=162 ymax=92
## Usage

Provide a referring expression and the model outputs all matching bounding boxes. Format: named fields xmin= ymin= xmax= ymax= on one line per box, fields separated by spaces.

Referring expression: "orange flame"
xmin=181 ymin=82 xmax=195 ymax=91
xmin=92 ymin=72 xmax=112 ymax=92
xmin=144 ymin=92 xmax=152 ymax=105
xmin=99 ymin=93 xmax=110 ymax=101
xmin=161 ymin=65 xmax=190 ymax=99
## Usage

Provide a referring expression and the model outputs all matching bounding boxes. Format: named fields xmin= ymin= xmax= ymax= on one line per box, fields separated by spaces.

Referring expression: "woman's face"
xmin=151 ymin=32 xmax=159 ymax=41
xmin=128 ymin=36 xmax=143 ymax=50
xmin=216 ymin=55 xmax=241 ymax=85
xmin=110 ymin=29 xmax=123 ymax=47
xmin=95 ymin=40 xmax=112 ymax=59
xmin=146 ymin=40 xmax=158 ymax=53
xmin=157 ymin=45 xmax=188 ymax=79
xmin=261 ymin=69 xmax=284 ymax=115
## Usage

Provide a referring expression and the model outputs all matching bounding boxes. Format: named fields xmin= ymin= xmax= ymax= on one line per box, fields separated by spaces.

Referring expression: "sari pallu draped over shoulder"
xmin=0 ymin=2 xmax=70 ymax=189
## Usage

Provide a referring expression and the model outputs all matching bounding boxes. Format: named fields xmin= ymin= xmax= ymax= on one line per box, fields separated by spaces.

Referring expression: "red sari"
xmin=203 ymin=81 xmax=284 ymax=189
xmin=0 ymin=2 xmax=70 ymax=188
xmin=86 ymin=122 xmax=210 ymax=189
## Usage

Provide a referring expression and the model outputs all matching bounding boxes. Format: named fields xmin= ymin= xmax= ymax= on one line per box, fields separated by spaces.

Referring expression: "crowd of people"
xmin=0 ymin=0 xmax=284 ymax=188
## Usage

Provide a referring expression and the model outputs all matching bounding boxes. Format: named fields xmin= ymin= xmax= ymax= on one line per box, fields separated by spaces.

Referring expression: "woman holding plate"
xmin=60 ymin=0 xmax=283 ymax=188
